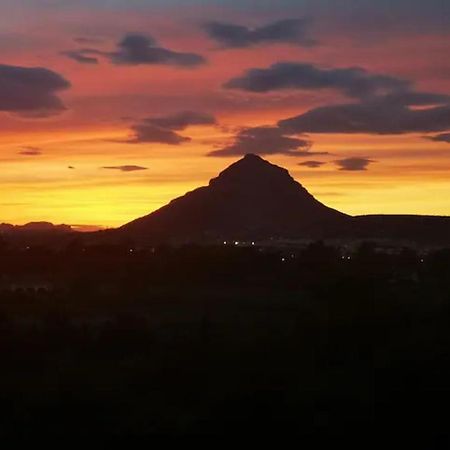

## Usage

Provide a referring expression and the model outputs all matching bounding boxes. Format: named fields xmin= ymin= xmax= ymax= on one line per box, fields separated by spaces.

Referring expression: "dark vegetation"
xmin=0 ymin=239 xmax=450 ymax=441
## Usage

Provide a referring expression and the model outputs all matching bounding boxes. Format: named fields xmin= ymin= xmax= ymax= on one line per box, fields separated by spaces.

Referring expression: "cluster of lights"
xmin=223 ymin=241 xmax=256 ymax=246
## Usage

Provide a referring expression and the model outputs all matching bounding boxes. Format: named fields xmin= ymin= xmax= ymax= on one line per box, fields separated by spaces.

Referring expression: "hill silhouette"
xmin=0 ymin=222 xmax=74 ymax=248
xmin=111 ymin=154 xmax=450 ymax=245
xmin=3 ymin=155 xmax=448 ymax=246
xmin=119 ymin=153 xmax=349 ymax=242
xmin=0 ymin=222 xmax=72 ymax=234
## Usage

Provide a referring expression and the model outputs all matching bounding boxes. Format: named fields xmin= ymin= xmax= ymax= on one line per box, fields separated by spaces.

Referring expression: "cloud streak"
xmin=18 ymin=146 xmax=42 ymax=156
xmin=144 ymin=111 xmax=216 ymax=130
xmin=225 ymin=61 xmax=450 ymax=136
xmin=279 ymin=101 xmax=450 ymax=135
xmin=64 ymin=33 xmax=206 ymax=67
xmin=203 ymin=18 xmax=316 ymax=48
xmin=426 ymin=133 xmax=450 ymax=143
xmin=335 ymin=157 xmax=375 ymax=171
xmin=224 ymin=62 xmax=410 ymax=97
xmin=295 ymin=150 xmax=330 ymax=157
xmin=62 ymin=49 xmax=99 ymax=64
xmin=127 ymin=123 xmax=190 ymax=144
xmin=208 ymin=126 xmax=311 ymax=157
xmin=126 ymin=111 xmax=216 ymax=144
xmin=110 ymin=33 xmax=206 ymax=66
xmin=101 ymin=165 xmax=148 ymax=172
xmin=298 ymin=160 xmax=326 ymax=168
xmin=74 ymin=37 xmax=104 ymax=45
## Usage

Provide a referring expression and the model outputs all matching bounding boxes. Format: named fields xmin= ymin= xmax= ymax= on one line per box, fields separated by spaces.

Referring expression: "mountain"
xmin=0 ymin=222 xmax=74 ymax=249
xmin=4 ymin=156 xmax=448 ymax=246
xmin=118 ymin=154 xmax=350 ymax=242
xmin=0 ymin=222 xmax=72 ymax=234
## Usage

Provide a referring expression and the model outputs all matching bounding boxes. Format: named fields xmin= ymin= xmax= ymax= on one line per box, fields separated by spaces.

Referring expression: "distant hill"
xmin=0 ymin=222 xmax=72 ymax=234
xmin=0 ymin=222 xmax=73 ymax=248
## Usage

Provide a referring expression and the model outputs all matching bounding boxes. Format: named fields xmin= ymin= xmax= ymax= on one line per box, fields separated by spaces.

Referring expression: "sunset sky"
xmin=1 ymin=0 xmax=449 ymax=228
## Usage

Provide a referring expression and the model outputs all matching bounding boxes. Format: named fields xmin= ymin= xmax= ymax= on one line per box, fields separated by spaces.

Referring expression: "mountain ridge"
xmin=3 ymin=155 xmax=448 ymax=246
xmin=0 ymin=222 xmax=73 ymax=234
xmin=113 ymin=154 xmax=449 ymax=245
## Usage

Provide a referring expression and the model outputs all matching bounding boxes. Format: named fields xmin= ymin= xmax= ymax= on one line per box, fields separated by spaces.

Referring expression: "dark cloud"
xmin=110 ymin=33 xmax=205 ymax=67
xmin=426 ymin=133 xmax=450 ymax=143
xmin=62 ymin=49 xmax=99 ymax=64
xmin=128 ymin=122 xmax=191 ymax=145
xmin=298 ymin=160 xmax=326 ymax=168
xmin=380 ymin=91 xmax=450 ymax=106
xmin=64 ymin=33 xmax=205 ymax=67
xmin=224 ymin=62 xmax=409 ymax=98
xmin=279 ymin=101 xmax=450 ymax=135
xmin=144 ymin=111 xmax=216 ymax=130
xmin=125 ymin=111 xmax=216 ymax=144
xmin=18 ymin=146 xmax=42 ymax=156
xmin=203 ymin=18 xmax=316 ymax=48
xmin=101 ymin=165 xmax=148 ymax=172
xmin=335 ymin=157 xmax=375 ymax=171
xmin=225 ymin=60 xmax=450 ymax=136
xmin=207 ymin=126 xmax=311 ymax=157
xmin=0 ymin=64 xmax=70 ymax=116
xmin=296 ymin=150 xmax=330 ymax=157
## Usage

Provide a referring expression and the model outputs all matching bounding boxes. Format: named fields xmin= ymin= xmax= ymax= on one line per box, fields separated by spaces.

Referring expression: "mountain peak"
xmin=221 ymin=153 xmax=274 ymax=170
xmin=235 ymin=153 xmax=278 ymax=170
xmin=234 ymin=153 xmax=273 ymax=165
xmin=242 ymin=153 xmax=264 ymax=161
xmin=209 ymin=153 xmax=294 ymax=191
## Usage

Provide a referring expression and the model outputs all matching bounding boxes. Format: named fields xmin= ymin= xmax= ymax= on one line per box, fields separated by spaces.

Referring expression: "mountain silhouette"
xmin=0 ymin=222 xmax=72 ymax=234
xmin=0 ymin=222 xmax=74 ymax=249
xmin=3 ymin=155 xmax=448 ymax=246
xmin=119 ymin=154 xmax=349 ymax=242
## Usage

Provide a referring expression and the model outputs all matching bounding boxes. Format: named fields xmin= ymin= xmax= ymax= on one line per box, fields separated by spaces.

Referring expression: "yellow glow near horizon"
xmin=2 ymin=127 xmax=449 ymax=227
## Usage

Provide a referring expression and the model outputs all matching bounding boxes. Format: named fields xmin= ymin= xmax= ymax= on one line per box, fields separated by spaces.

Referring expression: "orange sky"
xmin=1 ymin=0 xmax=449 ymax=227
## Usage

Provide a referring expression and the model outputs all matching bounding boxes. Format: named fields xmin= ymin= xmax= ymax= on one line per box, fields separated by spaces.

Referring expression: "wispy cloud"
xmin=101 ymin=165 xmax=148 ymax=172
xmin=298 ymin=160 xmax=326 ymax=168
xmin=208 ymin=126 xmax=311 ymax=157
xmin=224 ymin=62 xmax=410 ymax=97
xmin=18 ymin=146 xmax=42 ymax=156
xmin=63 ymin=32 xmax=206 ymax=67
xmin=426 ymin=133 xmax=450 ymax=143
xmin=203 ymin=18 xmax=316 ymax=48
xmin=335 ymin=157 xmax=376 ymax=171
xmin=124 ymin=111 xmax=216 ymax=144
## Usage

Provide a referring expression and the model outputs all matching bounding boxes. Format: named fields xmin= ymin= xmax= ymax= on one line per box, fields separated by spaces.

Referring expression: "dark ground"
xmin=0 ymin=241 xmax=449 ymax=442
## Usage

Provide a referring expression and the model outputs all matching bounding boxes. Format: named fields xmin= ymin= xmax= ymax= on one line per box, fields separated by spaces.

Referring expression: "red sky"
xmin=1 ymin=0 xmax=449 ymax=227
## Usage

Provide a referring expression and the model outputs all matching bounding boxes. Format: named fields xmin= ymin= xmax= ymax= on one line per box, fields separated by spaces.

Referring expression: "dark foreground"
xmin=0 ymin=242 xmax=449 ymax=442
